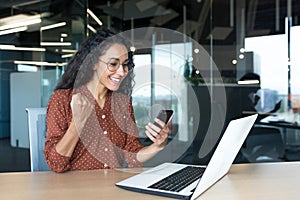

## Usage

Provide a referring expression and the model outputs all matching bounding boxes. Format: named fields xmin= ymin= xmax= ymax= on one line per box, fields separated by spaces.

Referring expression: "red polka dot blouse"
xmin=44 ymin=86 xmax=144 ymax=172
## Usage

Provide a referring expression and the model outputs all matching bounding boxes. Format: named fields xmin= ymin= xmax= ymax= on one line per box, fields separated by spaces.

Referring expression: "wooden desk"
xmin=1 ymin=162 xmax=299 ymax=200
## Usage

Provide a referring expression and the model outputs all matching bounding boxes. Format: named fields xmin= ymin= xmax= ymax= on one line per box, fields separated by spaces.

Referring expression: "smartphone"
xmin=153 ymin=110 xmax=174 ymax=128
xmin=144 ymin=110 xmax=174 ymax=142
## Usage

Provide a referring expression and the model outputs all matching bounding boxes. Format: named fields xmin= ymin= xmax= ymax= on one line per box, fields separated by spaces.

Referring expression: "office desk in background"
xmin=259 ymin=113 xmax=300 ymax=150
xmin=0 ymin=162 xmax=299 ymax=200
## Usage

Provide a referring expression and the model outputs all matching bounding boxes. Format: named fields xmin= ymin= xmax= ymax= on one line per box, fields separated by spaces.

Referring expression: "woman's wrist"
xmin=151 ymin=142 xmax=166 ymax=152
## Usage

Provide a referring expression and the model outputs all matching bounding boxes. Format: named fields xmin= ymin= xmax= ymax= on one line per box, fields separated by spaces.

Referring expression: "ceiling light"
xmin=87 ymin=24 xmax=97 ymax=33
xmin=12 ymin=0 xmax=43 ymax=8
xmin=0 ymin=44 xmax=45 ymax=51
xmin=0 ymin=16 xmax=41 ymax=31
xmin=62 ymin=49 xmax=77 ymax=53
xmin=61 ymin=53 xmax=74 ymax=58
xmin=87 ymin=9 xmax=103 ymax=26
xmin=0 ymin=26 xmax=27 ymax=35
xmin=0 ymin=14 xmax=30 ymax=24
xmin=41 ymin=22 xmax=67 ymax=31
xmin=130 ymin=46 xmax=136 ymax=52
xmin=239 ymin=54 xmax=245 ymax=59
xmin=40 ymin=42 xmax=72 ymax=46
xmin=17 ymin=64 xmax=38 ymax=72
xmin=0 ymin=45 xmax=15 ymax=49
xmin=237 ymin=80 xmax=260 ymax=85
xmin=14 ymin=60 xmax=67 ymax=66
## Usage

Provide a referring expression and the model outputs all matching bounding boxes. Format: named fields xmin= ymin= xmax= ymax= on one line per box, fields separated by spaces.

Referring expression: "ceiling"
xmin=0 ymin=0 xmax=299 ymax=50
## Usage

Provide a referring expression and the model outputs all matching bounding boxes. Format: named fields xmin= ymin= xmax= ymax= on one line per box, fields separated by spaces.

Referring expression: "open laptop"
xmin=116 ymin=114 xmax=258 ymax=200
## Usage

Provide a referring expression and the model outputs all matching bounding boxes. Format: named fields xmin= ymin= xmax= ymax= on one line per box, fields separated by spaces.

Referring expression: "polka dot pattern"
xmin=44 ymin=86 xmax=144 ymax=173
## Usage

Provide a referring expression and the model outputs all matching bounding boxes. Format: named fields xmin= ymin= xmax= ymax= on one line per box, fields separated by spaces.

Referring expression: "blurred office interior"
xmin=1 ymin=0 xmax=300 ymax=172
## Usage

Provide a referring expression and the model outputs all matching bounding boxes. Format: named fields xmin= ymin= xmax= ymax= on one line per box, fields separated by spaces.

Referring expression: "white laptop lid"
xmin=191 ymin=114 xmax=258 ymax=199
xmin=116 ymin=114 xmax=258 ymax=200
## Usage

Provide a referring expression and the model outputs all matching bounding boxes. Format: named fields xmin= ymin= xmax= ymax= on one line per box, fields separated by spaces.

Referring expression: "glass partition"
xmin=40 ymin=0 xmax=87 ymax=106
xmin=2 ymin=0 xmax=300 ymax=171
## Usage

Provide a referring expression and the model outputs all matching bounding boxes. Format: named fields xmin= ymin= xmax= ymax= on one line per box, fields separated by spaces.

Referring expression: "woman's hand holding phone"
xmin=144 ymin=110 xmax=173 ymax=144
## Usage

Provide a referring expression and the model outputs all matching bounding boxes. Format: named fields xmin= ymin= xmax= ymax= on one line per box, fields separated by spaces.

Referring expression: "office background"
xmin=1 ymin=0 xmax=300 ymax=172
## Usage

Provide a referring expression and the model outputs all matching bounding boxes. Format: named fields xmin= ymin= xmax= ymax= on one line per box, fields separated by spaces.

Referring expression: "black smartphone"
xmin=144 ymin=110 xmax=174 ymax=142
xmin=153 ymin=110 xmax=174 ymax=128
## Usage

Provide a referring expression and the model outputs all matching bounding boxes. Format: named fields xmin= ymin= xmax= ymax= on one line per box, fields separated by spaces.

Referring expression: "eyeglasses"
xmin=99 ymin=58 xmax=131 ymax=72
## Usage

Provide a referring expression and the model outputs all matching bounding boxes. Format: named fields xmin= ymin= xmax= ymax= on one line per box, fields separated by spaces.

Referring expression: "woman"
xmin=44 ymin=28 xmax=170 ymax=173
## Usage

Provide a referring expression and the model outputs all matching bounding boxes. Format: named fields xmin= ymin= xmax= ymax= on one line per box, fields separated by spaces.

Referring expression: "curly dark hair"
xmin=55 ymin=27 xmax=135 ymax=96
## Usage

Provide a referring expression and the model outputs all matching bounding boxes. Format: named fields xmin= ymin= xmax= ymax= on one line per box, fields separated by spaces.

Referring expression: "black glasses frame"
xmin=99 ymin=58 xmax=131 ymax=72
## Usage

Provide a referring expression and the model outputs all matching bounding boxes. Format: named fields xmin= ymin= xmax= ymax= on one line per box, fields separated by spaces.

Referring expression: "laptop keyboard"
xmin=148 ymin=166 xmax=205 ymax=192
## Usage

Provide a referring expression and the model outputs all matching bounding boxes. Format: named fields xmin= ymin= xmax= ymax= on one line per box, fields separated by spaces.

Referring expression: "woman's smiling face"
xmin=94 ymin=43 xmax=129 ymax=91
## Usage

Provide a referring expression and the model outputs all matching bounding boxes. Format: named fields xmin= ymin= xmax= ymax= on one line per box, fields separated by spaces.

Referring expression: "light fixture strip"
xmin=14 ymin=60 xmax=68 ymax=66
xmin=0 ymin=26 xmax=27 ymax=35
xmin=0 ymin=44 xmax=45 ymax=52
xmin=237 ymin=80 xmax=260 ymax=85
xmin=61 ymin=49 xmax=77 ymax=53
xmin=0 ymin=45 xmax=15 ymax=48
xmin=61 ymin=53 xmax=74 ymax=58
xmin=87 ymin=24 xmax=97 ymax=33
xmin=87 ymin=9 xmax=103 ymax=26
xmin=15 ymin=47 xmax=46 ymax=52
xmin=12 ymin=0 xmax=43 ymax=8
xmin=0 ymin=18 xmax=41 ymax=31
xmin=41 ymin=22 xmax=67 ymax=31
xmin=40 ymin=42 xmax=72 ymax=46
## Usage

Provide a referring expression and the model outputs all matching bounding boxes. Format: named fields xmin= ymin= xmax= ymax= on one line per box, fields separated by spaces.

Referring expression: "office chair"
xmin=26 ymin=107 xmax=50 ymax=171
xmin=240 ymin=124 xmax=285 ymax=163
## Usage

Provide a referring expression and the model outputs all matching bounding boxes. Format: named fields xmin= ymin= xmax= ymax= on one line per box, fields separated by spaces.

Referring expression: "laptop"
xmin=116 ymin=114 xmax=258 ymax=200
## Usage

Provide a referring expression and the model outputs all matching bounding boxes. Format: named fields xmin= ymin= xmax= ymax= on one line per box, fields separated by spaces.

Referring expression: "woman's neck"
xmin=86 ymin=81 xmax=108 ymax=102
